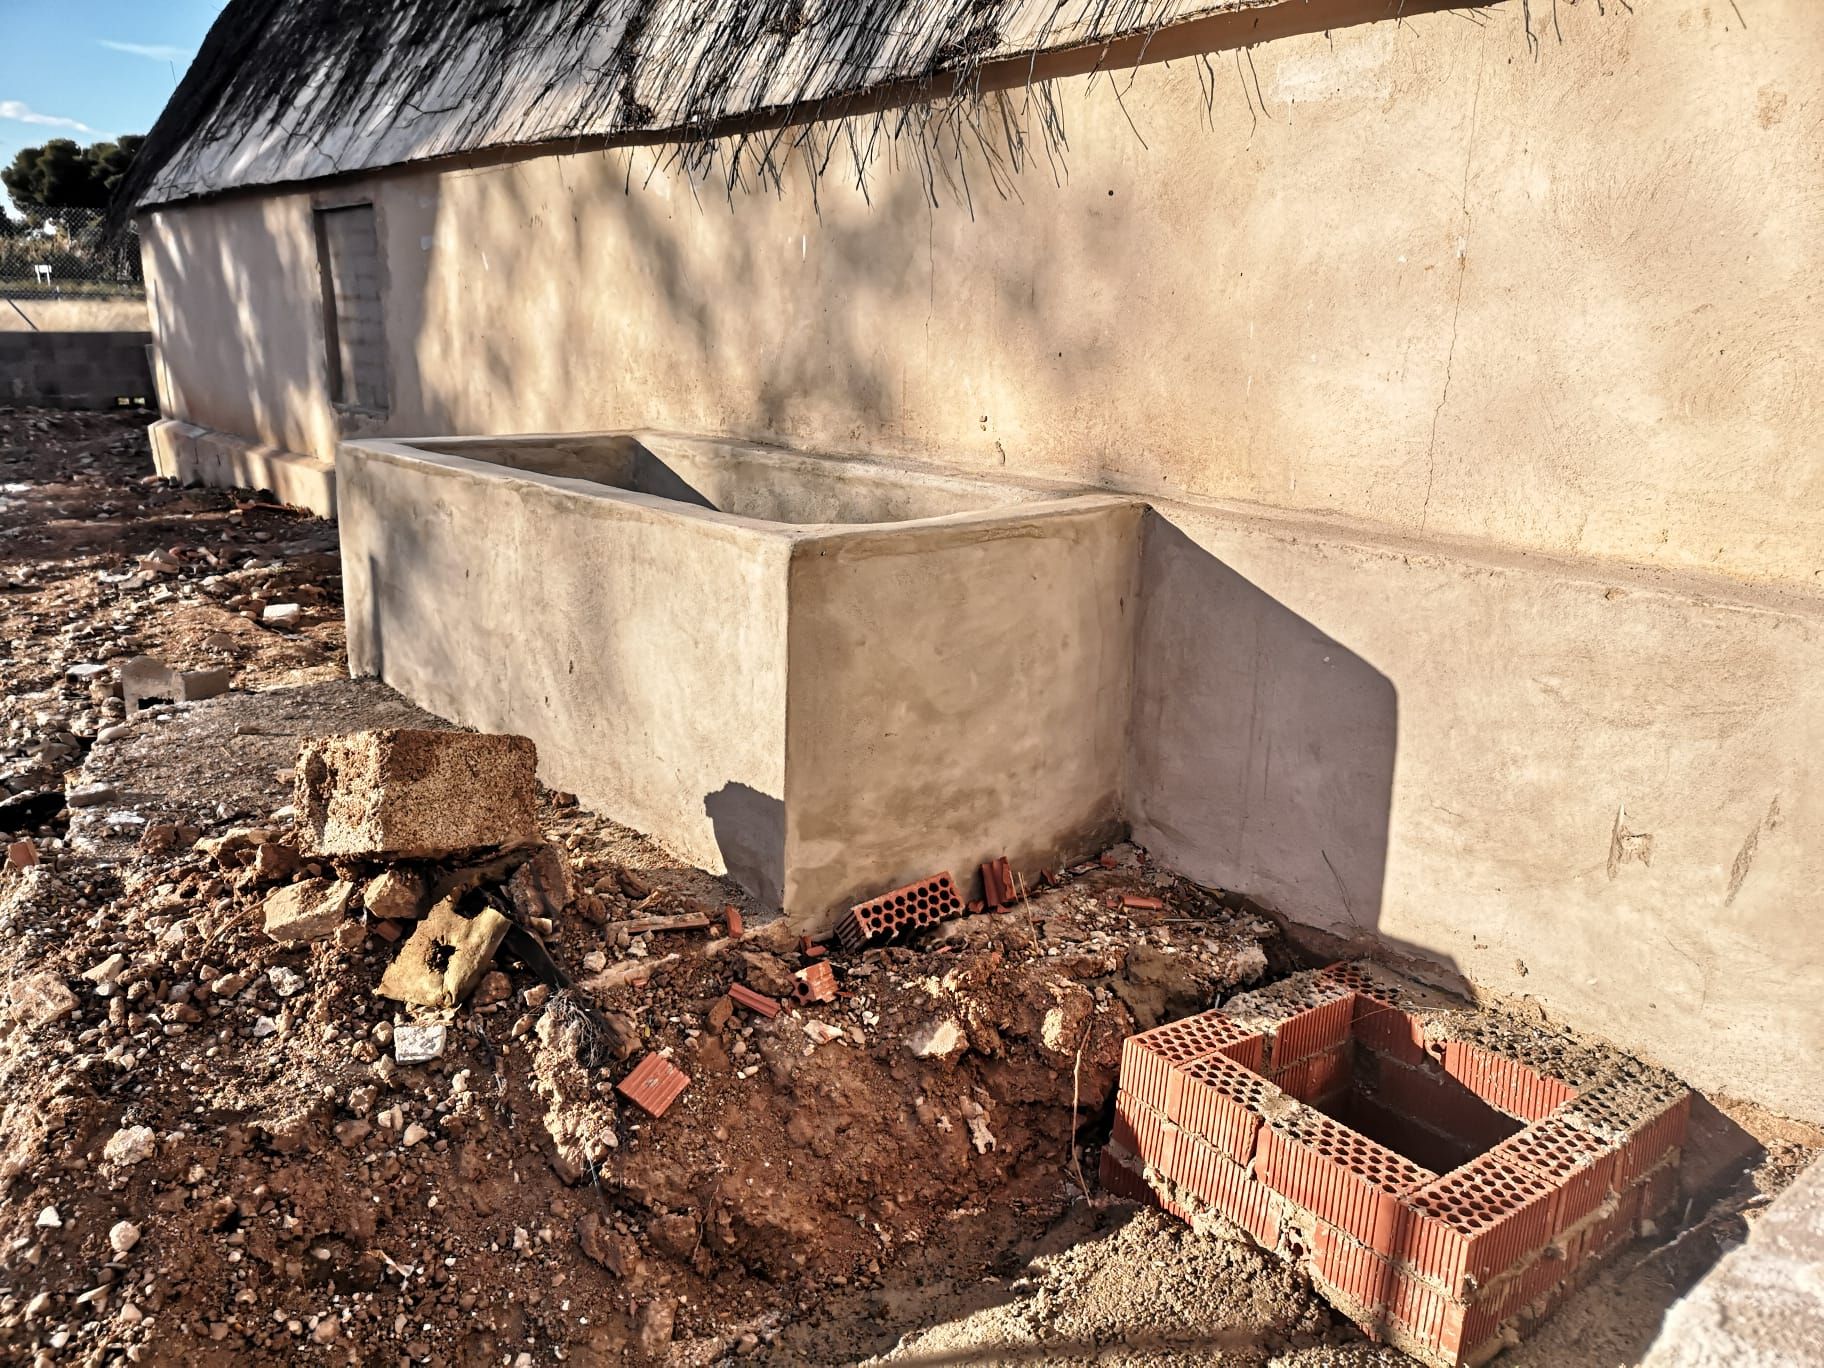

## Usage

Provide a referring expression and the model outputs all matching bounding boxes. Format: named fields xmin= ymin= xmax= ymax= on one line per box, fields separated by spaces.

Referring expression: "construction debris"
xmin=377 ymin=894 xmax=514 ymax=1006
xmin=295 ymin=727 xmax=538 ymax=858
xmin=835 ymin=870 xmax=965 ymax=950
xmin=617 ymin=1052 xmax=691 ymax=1117
xmin=728 ymin=983 xmax=783 ymax=1019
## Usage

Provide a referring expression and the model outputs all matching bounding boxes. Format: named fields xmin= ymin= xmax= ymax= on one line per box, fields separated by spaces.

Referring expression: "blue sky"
xmin=0 ymin=0 xmax=226 ymax=177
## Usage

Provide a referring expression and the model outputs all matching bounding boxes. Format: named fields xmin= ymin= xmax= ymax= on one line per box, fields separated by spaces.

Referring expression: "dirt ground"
xmin=0 ymin=410 xmax=1814 ymax=1368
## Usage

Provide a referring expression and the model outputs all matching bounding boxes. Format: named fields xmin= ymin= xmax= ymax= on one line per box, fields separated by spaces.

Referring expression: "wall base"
xmin=150 ymin=419 xmax=336 ymax=517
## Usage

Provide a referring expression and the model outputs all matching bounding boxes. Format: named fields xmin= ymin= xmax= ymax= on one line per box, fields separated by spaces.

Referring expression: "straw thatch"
xmin=121 ymin=0 xmax=1281 ymax=216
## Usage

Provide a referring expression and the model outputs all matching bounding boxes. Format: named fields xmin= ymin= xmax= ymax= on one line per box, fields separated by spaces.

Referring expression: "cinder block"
xmin=296 ymin=728 xmax=539 ymax=858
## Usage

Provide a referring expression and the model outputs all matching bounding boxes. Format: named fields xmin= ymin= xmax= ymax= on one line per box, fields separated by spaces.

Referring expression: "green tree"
xmin=2 ymin=137 xmax=143 ymax=215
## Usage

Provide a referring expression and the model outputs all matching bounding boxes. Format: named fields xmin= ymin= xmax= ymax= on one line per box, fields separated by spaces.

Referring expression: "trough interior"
xmin=414 ymin=433 xmax=1055 ymax=526
xmin=1272 ymin=1018 xmax=1526 ymax=1175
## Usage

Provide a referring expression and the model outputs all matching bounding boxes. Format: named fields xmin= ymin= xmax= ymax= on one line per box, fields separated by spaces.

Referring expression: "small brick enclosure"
xmin=1102 ymin=963 xmax=1691 ymax=1367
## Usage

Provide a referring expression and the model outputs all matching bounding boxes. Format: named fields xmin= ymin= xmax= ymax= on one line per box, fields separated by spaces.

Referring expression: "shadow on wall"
xmin=1129 ymin=512 xmax=1438 ymax=969
xmin=704 ymin=782 xmax=787 ymax=910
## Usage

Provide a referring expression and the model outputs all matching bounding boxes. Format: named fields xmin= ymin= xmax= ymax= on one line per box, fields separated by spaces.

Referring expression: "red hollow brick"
xmin=1636 ymin=1158 xmax=1679 ymax=1226
xmin=1486 ymin=1118 xmax=1617 ymax=1237
xmin=617 ymin=1053 xmax=690 ymax=1118
xmin=1119 ymin=1011 xmax=1267 ymax=1114
xmin=1437 ymin=1039 xmax=1577 ymax=1122
xmin=728 ymin=984 xmax=783 ymax=1019
xmin=1273 ymin=993 xmax=1358 ymax=1069
xmin=1397 ymin=1153 xmax=1557 ymax=1298
xmin=1110 ymin=1092 xmax=1179 ymax=1177
xmin=1570 ymin=1184 xmax=1642 ymax=1271
xmin=834 ymin=872 xmax=965 ymax=950
xmin=1369 ymin=1056 xmax=1522 ymax=1154
xmin=1256 ymin=1109 xmax=1436 ymax=1256
xmin=1312 ymin=1222 xmax=1400 ymax=1321
xmin=792 ymin=961 xmax=838 ymax=1005
xmin=1167 ymin=1129 xmax=1282 ymax=1248
xmin=1271 ymin=1045 xmax=1354 ymax=1107
xmin=1098 ymin=1148 xmax=1158 ymax=1207
xmin=1165 ymin=1053 xmax=1275 ymax=1164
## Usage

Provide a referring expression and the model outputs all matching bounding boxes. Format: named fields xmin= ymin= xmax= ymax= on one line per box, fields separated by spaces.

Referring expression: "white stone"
xmin=65 ymin=782 xmax=118 ymax=809
xmin=907 ymin=1017 xmax=968 ymax=1059
xmin=103 ymin=1125 xmax=157 ymax=1167
xmin=401 ymin=1122 xmax=430 ymax=1147
xmin=393 ymin=1022 xmax=447 ymax=1064
xmin=252 ymin=1015 xmax=280 ymax=1038
xmin=35 ymin=1205 xmax=61 ymax=1228
xmin=109 ymin=1220 xmax=141 ymax=1254
xmin=268 ymin=965 xmax=308 ymax=998
xmin=261 ymin=603 xmax=302 ymax=625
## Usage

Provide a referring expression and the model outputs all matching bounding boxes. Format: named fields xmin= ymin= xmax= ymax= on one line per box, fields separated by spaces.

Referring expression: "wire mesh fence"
xmin=0 ymin=208 xmax=144 ymax=298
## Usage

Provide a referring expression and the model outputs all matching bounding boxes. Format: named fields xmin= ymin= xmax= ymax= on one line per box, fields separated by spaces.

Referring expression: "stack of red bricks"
xmin=1102 ymin=963 xmax=1690 ymax=1368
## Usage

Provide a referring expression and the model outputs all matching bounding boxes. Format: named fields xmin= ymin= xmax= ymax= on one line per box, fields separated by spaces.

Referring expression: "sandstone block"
xmin=377 ymin=896 xmax=512 ymax=1007
xmin=263 ymin=878 xmax=356 ymax=943
xmin=296 ymin=729 xmax=538 ymax=859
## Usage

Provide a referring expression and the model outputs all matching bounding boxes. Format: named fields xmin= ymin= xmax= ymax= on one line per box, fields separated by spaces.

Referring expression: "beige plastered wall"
xmin=140 ymin=0 xmax=1824 ymax=1117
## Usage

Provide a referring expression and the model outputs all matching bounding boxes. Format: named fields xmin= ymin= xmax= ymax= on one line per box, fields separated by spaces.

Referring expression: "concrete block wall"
xmin=0 ymin=330 xmax=154 ymax=409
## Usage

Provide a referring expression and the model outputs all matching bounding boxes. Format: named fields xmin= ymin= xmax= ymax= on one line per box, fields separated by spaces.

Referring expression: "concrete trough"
xmin=338 ymin=431 xmax=1143 ymax=928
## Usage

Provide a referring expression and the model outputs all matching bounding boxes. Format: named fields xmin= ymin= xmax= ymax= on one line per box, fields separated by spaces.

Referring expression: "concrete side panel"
xmin=1129 ymin=500 xmax=1824 ymax=1122
xmin=782 ymin=499 xmax=1144 ymax=929
xmin=338 ymin=444 xmax=791 ymax=901
xmin=148 ymin=419 xmax=337 ymax=517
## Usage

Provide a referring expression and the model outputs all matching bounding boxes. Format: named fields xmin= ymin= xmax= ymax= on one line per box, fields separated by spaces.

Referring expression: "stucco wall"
xmin=139 ymin=0 xmax=1823 ymax=1115
xmin=143 ymin=0 xmax=1821 ymax=587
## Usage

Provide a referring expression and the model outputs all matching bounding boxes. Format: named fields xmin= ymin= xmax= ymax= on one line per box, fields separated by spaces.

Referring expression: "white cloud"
xmin=0 ymin=101 xmax=100 ymax=136
xmin=99 ymin=40 xmax=193 ymax=64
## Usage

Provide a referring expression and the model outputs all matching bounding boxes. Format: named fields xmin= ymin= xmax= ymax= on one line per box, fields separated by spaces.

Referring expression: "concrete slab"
xmin=1642 ymin=1155 xmax=1824 ymax=1368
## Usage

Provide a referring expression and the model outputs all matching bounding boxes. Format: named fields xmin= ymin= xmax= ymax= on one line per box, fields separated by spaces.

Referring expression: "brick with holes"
xmin=834 ymin=872 xmax=964 ymax=950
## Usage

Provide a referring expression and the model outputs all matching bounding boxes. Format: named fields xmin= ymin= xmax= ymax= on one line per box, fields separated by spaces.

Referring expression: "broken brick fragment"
xmin=724 ymin=905 xmax=744 ymax=938
xmin=727 ymin=984 xmax=782 ymax=1019
xmin=800 ymin=936 xmax=828 ymax=959
xmin=1121 ymin=894 xmax=1165 ymax=911
xmin=617 ymin=1054 xmax=690 ymax=1118
xmin=793 ymin=962 xmax=837 ymax=1005
xmin=5 ymin=838 xmax=38 ymax=870
xmin=980 ymin=857 xmax=1016 ymax=909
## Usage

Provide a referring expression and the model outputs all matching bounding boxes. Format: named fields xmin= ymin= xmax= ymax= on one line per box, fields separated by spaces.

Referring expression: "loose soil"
xmin=0 ymin=410 xmax=1813 ymax=1367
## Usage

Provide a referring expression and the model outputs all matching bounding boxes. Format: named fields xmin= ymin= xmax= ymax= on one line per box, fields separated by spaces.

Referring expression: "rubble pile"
xmin=0 ymin=693 xmax=1276 ymax=1363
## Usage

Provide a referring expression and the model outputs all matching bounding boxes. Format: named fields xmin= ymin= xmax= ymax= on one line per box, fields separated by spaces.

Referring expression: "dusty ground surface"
xmin=0 ymin=410 xmax=1815 ymax=1368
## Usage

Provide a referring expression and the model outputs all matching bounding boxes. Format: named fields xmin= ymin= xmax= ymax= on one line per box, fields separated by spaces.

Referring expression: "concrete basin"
xmin=338 ymin=431 xmax=1143 ymax=928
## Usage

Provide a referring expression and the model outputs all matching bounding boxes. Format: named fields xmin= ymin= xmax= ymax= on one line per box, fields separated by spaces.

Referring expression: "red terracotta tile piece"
xmin=800 ymin=936 xmax=828 ymax=959
xmin=834 ymin=872 xmax=964 ymax=950
xmin=1120 ymin=893 xmax=1165 ymax=911
xmin=980 ymin=857 xmax=1017 ymax=909
xmin=724 ymin=905 xmax=744 ymax=938
xmin=617 ymin=1053 xmax=690 ymax=1118
xmin=728 ymin=984 xmax=782 ymax=1019
xmin=793 ymin=961 xmax=837 ymax=1005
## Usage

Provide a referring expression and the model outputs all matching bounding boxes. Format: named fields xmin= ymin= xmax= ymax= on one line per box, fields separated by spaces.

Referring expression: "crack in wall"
xmin=1418 ymin=24 xmax=1486 ymax=536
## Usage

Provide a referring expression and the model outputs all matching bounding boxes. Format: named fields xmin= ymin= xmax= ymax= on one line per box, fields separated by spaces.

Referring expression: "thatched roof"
xmin=125 ymin=0 xmax=1277 ymax=214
